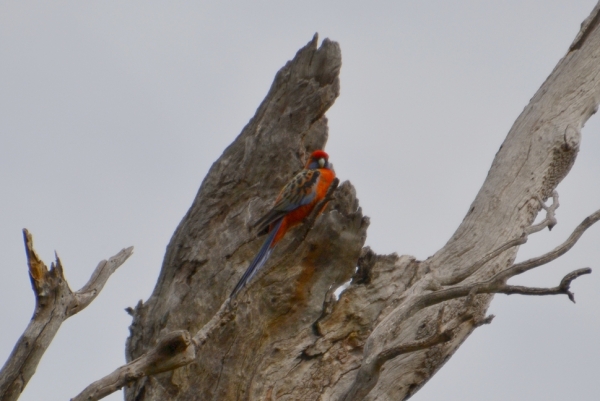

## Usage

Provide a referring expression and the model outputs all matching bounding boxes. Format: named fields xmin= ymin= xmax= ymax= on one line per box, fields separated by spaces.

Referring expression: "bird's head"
xmin=305 ymin=150 xmax=330 ymax=170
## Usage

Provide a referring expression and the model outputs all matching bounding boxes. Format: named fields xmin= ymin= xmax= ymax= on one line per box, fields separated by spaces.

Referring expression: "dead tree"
xmin=4 ymin=3 xmax=600 ymax=401
xmin=107 ymin=4 xmax=597 ymax=396
xmin=0 ymin=230 xmax=132 ymax=401
xmin=81 ymin=4 xmax=600 ymax=400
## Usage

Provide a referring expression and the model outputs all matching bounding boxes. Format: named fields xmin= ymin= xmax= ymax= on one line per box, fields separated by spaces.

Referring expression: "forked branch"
xmin=499 ymin=268 xmax=591 ymax=302
xmin=443 ymin=191 xmax=560 ymax=286
xmin=342 ymin=207 xmax=598 ymax=401
xmin=0 ymin=230 xmax=133 ymax=401
xmin=396 ymin=207 xmax=599 ymax=330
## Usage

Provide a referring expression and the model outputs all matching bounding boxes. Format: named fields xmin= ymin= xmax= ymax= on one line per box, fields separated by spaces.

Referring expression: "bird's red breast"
xmin=272 ymin=163 xmax=336 ymax=245
xmin=230 ymin=149 xmax=336 ymax=298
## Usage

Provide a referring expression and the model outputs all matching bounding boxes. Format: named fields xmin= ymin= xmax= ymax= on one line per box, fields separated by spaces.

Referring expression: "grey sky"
xmin=1 ymin=1 xmax=598 ymax=400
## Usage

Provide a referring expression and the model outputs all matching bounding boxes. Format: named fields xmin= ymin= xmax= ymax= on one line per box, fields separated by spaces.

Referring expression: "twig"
xmin=442 ymin=235 xmax=527 ymax=285
xmin=70 ymin=247 xmax=134 ymax=315
xmin=499 ymin=267 xmax=590 ymax=303
xmin=342 ymin=207 xmax=599 ymax=401
xmin=497 ymin=208 xmax=600 ymax=279
xmin=404 ymin=266 xmax=591 ymax=324
xmin=0 ymin=230 xmax=133 ymax=401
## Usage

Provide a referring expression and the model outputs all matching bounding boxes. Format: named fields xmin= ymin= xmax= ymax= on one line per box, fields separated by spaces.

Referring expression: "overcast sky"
xmin=1 ymin=1 xmax=599 ymax=400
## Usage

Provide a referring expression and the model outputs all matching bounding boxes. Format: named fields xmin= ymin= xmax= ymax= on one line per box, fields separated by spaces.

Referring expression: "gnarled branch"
xmin=341 ymin=207 xmax=598 ymax=401
xmin=71 ymin=297 xmax=238 ymax=400
xmin=341 ymin=305 xmax=495 ymax=401
xmin=71 ymin=331 xmax=195 ymax=401
xmin=0 ymin=230 xmax=133 ymax=401
xmin=443 ymin=191 xmax=560 ymax=286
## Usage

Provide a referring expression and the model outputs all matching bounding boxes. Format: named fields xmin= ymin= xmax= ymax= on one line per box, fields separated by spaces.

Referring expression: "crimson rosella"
xmin=230 ymin=150 xmax=336 ymax=298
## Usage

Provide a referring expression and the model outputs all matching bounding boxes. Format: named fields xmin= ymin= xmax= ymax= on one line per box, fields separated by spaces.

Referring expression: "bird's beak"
xmin=318 ymin=158 xmax=325 ymax=168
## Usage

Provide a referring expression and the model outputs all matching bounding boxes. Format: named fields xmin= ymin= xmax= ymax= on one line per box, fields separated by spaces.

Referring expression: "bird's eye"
xmin=318 ymin=158 xmax=325 ymax=168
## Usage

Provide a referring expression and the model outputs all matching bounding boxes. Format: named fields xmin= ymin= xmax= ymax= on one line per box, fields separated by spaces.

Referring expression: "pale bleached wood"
xmin=123 ymin=33 xmax=362 ymax=401
xmin=341 ymin=206 xmax=598 ymax=400
xmin=71 ymin=301 xmax=235 ymax=401
xmin=116 ymin=3 xmax=600 ymax=399
xmin=71 ymin=331 xmax=195 ymax=401
xmin=339 ymin=2 xmax=600 ymax=398
xmin=0 ymin=230 xmax=133 ymax=401
xmin=69 ymin=178 xmax=343 ymax=401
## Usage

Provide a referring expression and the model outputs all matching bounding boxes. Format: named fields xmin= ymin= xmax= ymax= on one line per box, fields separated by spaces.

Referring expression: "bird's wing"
xmin=253 ymin=169 xmax=320 ymax=233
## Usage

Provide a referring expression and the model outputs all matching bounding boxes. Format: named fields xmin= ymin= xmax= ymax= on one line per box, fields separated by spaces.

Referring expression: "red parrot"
xmin=230 ymin=150 xmax=336 ymax=298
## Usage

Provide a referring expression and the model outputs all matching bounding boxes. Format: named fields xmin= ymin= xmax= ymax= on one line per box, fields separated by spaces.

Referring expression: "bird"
xmin=230 ymin=150 xmax=336 ymax=298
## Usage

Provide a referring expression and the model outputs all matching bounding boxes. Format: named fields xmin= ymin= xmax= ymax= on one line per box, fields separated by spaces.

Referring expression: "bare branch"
xmin=71 ymin=331 xmax=195 ymax=401
xmin=444 ymin=191 xmax=560 ymax=286
xmin=0 ymin=230 xmax=133 ymax=401
xmin=342 ymin=208 xmax=599 ymax=401
xmin=404 ymin=266 xmax=591 ymax=326
xmin=443 ymin=235 xmax=527 ymax=286
xmin=499 ymin=267 xmax=591 ymax=303
xmin=342 ymin=327 xmax=451 ymax=400
xmin=497 ymin=208 xmax=600 ymax=280
xmin=71 ymin=298 xmax=237 ymax=401
xmin=341 ymin=306 xmax=494 ymax=401
xmin=70 ymin=247 xmax=134 ymax=315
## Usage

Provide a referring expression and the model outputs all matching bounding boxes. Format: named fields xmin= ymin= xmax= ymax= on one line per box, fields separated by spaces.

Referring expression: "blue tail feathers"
xmin=230 ymin=219 xmax=283 ymax=298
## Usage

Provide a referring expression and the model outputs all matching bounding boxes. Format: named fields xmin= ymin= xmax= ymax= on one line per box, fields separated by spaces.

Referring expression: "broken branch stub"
xmin=0 ymin=230 xmax=133 ymax=401
xmin=117 ymin=5 xmax=600 ymax=399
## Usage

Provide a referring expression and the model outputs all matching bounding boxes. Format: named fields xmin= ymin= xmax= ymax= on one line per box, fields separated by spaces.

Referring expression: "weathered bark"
xmin=110 ymin=3 xmax=600 ymax=399
xmin=0 ymin=230 xmax=132 ymax=401
xmin=72 ymin=330 xmax=196 ymax=401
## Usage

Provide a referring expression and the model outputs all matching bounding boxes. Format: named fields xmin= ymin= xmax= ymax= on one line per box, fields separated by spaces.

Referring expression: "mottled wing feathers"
xmin=253 ymin=169 xmax=320 ymax=233
xmin=275 ymin=169 xmax=320 ymax=210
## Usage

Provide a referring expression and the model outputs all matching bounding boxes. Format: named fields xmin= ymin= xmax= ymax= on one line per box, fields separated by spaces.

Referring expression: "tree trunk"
xmin=123 ymin=3 xmax=600 ymax=399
